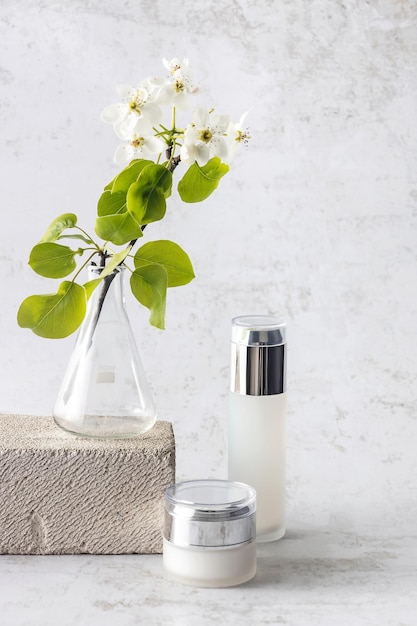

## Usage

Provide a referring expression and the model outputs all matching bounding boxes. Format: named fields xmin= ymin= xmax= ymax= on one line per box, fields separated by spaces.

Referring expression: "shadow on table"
xmin=247 ymin=527 xmax=384 ymax=589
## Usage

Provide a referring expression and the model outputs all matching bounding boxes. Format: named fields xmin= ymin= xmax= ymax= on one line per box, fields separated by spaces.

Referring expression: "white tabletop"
xmin=2 ymin=513 xmax=416 ymax=626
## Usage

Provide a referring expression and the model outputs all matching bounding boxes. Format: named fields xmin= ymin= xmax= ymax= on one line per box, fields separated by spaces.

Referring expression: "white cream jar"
xmin=163 ymin=479 xmax=256 ymax=587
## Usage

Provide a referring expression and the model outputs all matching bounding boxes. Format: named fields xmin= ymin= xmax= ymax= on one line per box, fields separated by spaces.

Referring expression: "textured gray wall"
xmin=1 ymin=1 xmax=416 ymax=529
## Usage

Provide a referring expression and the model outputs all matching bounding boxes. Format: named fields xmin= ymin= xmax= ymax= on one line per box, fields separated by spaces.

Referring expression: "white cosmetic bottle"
xmin=228 ymin=315 xmax=287 ymax=543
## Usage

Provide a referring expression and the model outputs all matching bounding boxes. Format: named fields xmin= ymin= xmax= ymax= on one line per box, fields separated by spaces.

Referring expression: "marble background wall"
xmin=1 ymin=0 xmax=416 ymax=529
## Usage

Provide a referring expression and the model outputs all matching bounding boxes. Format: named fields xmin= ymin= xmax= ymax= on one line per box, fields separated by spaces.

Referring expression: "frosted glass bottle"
xmin=53 ymin=265 xmax=157 ymax=438
xmin=228 ymin=315 xmax=287 ymax=542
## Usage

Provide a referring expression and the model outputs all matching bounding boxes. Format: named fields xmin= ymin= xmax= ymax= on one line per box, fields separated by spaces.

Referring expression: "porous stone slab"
xmin=0 ymin=414 xmax=175 ymax=555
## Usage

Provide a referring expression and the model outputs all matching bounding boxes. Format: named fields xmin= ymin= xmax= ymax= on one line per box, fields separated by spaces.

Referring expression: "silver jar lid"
xmin=164 ymin=480 xmax=256 ymax=548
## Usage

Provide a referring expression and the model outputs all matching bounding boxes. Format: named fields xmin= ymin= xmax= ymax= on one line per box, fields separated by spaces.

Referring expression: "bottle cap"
xmin=231 ymin=315 xmax=286 ymax=347
xmin=230 ymin=315 xmax=287 ymax=396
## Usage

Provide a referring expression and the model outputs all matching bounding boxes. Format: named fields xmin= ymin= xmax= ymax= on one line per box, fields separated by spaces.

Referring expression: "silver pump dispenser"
xmin=230 ymin=315 xmax=287 ymax=396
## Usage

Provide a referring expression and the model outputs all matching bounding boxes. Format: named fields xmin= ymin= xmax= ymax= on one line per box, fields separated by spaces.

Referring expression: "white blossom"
xmin=101 ymin=58 xmax=249 ymax=172
xmin=180 ymin=106 xmax=230 ymax=166
xmin=162 ymin=57 xmax=190 ymax=74
xmin=114 ymin=134 xmax=165 ymax=166
xmin=101 ymin=83 xmax=162 ymax=138
xmin=151 ymin=57 xmax=199 ymax=110
xmin=225 ymin=111 xmax=251 ymax=161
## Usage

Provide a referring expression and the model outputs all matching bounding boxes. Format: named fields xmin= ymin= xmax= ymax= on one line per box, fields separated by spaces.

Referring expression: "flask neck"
xmin=87 ymin=265 xmax=126 ymax=319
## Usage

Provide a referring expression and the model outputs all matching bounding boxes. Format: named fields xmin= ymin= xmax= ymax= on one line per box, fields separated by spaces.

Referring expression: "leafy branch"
xmin=17 ymin=57 xmax=248 ymax=340
xmin=17 ymin=156 xmax=227 ymax=338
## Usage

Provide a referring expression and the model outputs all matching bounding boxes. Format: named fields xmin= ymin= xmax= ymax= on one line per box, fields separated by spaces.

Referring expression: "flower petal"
xmin=101 ymin=103 xmax=127 ymax=124
xmin=141 ymin=102 xmax=162 ymax=125
xmin=114 ymin=144 xmax=134 ymax=165
xmin=173 ymin=91 xmax=194 ymax=111
xmin=211 ymin=113 xmax=230 ymax=133
xmin=210 ymin=137 xmax=229 ymax=161
xmin=115 ymin=84 xmax=135 ymax=98
xmin=184 ymin=142 xmax=210 ymax=166
xmin=144 ymin=135 xmax=165 ymax=154
xmin=162 ymin=58 xmax=172 ymax=72
xmin=237 ymin=110 xmax=250 ymax=128
xmin=193 ymin=106 xmax=209 ymax=128
xmin=151 ymin=82 xmax=173 ymax=105
xmin=121 ymin=116 xmax=154 ymax=139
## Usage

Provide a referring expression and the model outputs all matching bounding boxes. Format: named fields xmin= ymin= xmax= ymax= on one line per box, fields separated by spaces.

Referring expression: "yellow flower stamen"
xmin=128 ymin=91 xmax=146 ymax=116
xmin=198 ymin=128 xmax=213 ymax=143
xmin=131 ymin=135 xmax=145 ymax=148
xmin=235 ymin=129 xmax=251 ymax=145
xmin=174 ymin=80 xmax=185 ymax=93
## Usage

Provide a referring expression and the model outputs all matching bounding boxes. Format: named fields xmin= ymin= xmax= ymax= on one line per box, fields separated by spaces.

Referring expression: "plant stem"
xmin=72 ymin=251 xmax=100 ymax=283
xmin=169 ymin=155 xmax=181 ymax=172
xmin=74 ymin=225 xmax=99 ymax=247
xmin=88 ymin=226 xmax=147 ymax=341
xmin=87 ymin=272 xmax=116 ymax=342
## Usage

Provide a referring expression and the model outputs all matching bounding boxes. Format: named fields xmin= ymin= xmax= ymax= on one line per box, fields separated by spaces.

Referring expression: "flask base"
xmin=53 ymin=414 xmax=156 ymax=439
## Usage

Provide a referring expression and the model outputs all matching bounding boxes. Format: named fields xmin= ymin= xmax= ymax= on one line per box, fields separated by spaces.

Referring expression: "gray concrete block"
xmin=0 ymin=414 xmax=175 ymax=554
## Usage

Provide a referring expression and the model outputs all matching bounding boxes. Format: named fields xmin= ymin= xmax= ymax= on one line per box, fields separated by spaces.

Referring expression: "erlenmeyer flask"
xmin=53 ymin=265 xmax=157 ymax=438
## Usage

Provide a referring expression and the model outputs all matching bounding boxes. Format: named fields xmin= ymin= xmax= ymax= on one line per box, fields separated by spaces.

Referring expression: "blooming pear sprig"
xmin=102 ymin=57 xmax=249 ymax=168
xmin=17 ymin=57 xmax=250 ymax=339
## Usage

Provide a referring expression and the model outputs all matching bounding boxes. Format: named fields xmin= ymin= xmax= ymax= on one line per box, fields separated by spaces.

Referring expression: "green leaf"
xmin=58 ymin=233 xmax=93 ymax=245
xmin=104 ymin=177 xmax=115 ymax=191
xmin=111 ymin=159 xmax=154 ymax=193
xmin=96 ymin=187 xmax=145 ymax=245
xmin=97 ymin=190 xmax=127 ymax=216
xmin=39 ymin=213 xmax=78 ymax=243
xmin=95 ymin=212 xmax=143 ymax=245
xmin=130 ymin=265 xmax=168 ymax=330
xmin=177 ymin=157 xmax=229 ymax=203
xmin=134 ymin=240 xmax=195 ymax=287
xmin=17 ymin=281 xmax=87 ymax=339
xmin=127 ymin=164 xmax=172 ymax=225
xmin=29 ymin=242 xmax=79 ymax=278
xmin=100 ymin=249 xmax=132 ymax=278
xmin=83 ymin=278 xmax=102 ymax=300
xmin=103 ymin=160 xmax=152 ymax=192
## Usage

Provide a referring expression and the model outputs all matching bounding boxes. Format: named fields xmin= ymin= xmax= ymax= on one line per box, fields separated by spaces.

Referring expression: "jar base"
xmin=163 ymin=537 xmax=257 ymax=588
xmin=163 ymin=567 xmax=256 ymax=588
